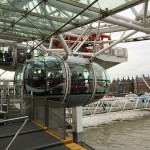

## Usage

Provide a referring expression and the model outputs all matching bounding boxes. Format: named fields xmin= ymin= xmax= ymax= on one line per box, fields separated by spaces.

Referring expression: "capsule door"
xmin=65 ymin=57 xmax=95 ymax=107
xmin=89 ymin=62 xmax=110 ymax=104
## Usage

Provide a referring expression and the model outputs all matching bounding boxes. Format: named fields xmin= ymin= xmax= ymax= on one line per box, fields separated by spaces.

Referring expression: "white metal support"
xmin=62 ymin=59 xmax=71 ymax=103
xmin=142 ymin=1 xmax=149 ymax=24
xmin=49 ymin=36 xmax=54 ymax=49
xmin=112 ymin=14 xmax=142 ymax=26
xmin=102 ymin=16 xmax=150 ymax=33
xmin=57 ymin=34 xmax=70 ymax=56
xmin=70 ymin=24 xmax=92 ymax=51
xmin=1 ymin=116 xmax=29 ymax=150
xmin=108 ymin=97 xmax=122 ymax=112
xmin=121 ymin=30 xmax=126 ymax=39
xmin=145 ymin=97 xmax=150 ymax=108
xmin=84 ymin=103 xmax=95 ymax=115
xmin=72 ymin=106 xmax=83 ymax=143
xmin=125 ymin=0 xmax=139 ymax=17
xmin=141 ymin=76 xmax=150 ymax=90
xmin=93 ymin=20 xmax=101 ymax=53
xmin=35 ymin=40 xmax=49 ymax=52
xmin=92 ymin=99 xmax=107 ymax=114
xmin=94 ymin=30 xmax=137 ymax=57
xmin=73 ymin=35 xmax=90 ymax=53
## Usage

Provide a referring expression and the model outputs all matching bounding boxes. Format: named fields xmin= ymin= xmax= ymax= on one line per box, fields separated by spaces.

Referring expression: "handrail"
xmin=0 ymin=116 xmax=29 ymax=150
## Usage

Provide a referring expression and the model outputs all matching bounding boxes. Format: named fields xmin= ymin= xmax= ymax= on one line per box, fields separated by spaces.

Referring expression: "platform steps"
xmin=0 ymin=121 xmax=87 ymax=150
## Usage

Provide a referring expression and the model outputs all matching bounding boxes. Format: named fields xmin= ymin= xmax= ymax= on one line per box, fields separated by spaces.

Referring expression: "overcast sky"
xmin=106 ymin=3 xmax=150 ymax=81
xmin=107 ymin=40 xmax=150 ymax=81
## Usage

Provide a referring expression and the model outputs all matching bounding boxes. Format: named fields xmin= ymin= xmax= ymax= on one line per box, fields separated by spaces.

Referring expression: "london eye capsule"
xmin=14 ymin=55 xmax=110 ymax=107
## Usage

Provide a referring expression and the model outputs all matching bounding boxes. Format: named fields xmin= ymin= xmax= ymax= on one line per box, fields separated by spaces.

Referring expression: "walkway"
xmin=0 ymin=121 xmax=86 ymax=150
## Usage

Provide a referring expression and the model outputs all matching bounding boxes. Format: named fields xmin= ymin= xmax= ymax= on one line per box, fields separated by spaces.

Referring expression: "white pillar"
xmin=72 ymin=106 xmax=83 ymax=143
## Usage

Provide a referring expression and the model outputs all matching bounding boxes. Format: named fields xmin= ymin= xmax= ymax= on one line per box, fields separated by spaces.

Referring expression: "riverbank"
xmin=83 ymin=109 xmax=150 ymax=128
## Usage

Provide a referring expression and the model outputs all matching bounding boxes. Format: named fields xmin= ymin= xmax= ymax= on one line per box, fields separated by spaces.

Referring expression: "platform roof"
xmin=0 ymin=0 xmax=144 ymax=43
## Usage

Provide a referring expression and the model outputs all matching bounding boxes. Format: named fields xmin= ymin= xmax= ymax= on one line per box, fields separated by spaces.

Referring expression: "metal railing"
xmin=47 ymin=100 xmax=66 ymax=139
xmin=32 ymin=96 xmax=66 ymax=139
xmin=0 ymin=116 xmax=29 ymax=150
xmin=83 ymin=95 xmax=150 ymax=115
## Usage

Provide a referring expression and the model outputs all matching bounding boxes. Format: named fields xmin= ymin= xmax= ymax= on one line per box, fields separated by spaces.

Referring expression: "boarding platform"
xmin=0 ymin=120 xmax=85 ymax=150
xmin=0 ymin=93 xmax=93 ymax=150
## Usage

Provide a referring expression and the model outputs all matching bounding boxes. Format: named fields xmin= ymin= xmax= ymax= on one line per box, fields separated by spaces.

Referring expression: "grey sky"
xmin=107 ymin=40 xmax=150 ymax=81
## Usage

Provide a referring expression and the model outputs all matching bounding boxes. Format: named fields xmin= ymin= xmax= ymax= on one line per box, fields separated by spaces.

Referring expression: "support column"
xmin=72 ymin=106 xmax=83 ymax=143
xmin=13 ymin=43 xmax=17 ymax=67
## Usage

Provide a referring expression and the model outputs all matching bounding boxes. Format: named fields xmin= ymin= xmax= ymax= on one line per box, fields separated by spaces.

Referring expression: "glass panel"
xmin=24 ymin=57 xmax=45 ymax=93
xmin=48 ymin=100 xmax=66 ymax=140
xmin=24 ymin=56 xmax=66 ymax=102
xmin=92 ymin=0 xmax=133 ymax=10
xmin=33 ymin=48 xmax=46 ymax=57
xmin=93 ymin=62 xmax=110 ymax=93
xmin=69 ymin=63 xmax=94 ymax=94
xmin=46 ymin=56 xmax=65 ymax=97
xmin=33 ymin=96 xmax=46 ymax=126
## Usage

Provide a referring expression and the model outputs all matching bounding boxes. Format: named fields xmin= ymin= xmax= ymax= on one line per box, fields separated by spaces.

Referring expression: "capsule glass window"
xmin=45 ymin=56 xmax=66 ymax=97
xmin=24 ymin=57 xmax=45 ymax=93
xmin=93 ymin=62 xmax=110 ymax=93
xmin=69 ymin=63 xmax=94 ymax=94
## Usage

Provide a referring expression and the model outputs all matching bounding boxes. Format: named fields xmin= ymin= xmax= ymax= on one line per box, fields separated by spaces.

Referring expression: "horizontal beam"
xmin=102 ymin=16 xmax=150 ymax=34
xmin=58 ymin=1 xmax=145 ymax=33
xmin=0 ymin=34 xmax=29 ymax=42
xmin=0 ymin=4 xmax=70 ymax=24
xmin=57 ymin=0 xmax=143 ymax=15
xmin=0 ymin=25 xmax=43 ymax=37
xmin=0 ymin=18 xmax=55 ymax=32
xmin=0 ymin=39 xmax=16 ymax=44
xmin=94 ymin=30 xmax=138 ymax=57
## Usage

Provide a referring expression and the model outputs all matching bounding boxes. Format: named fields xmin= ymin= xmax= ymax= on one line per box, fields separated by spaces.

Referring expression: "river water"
xmin=83 ymin=116 xmax=150 ymax=150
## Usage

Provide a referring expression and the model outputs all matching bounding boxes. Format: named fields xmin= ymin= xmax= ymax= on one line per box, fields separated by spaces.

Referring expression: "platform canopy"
xmin=0 ymin=0 xmax=144 ymax=42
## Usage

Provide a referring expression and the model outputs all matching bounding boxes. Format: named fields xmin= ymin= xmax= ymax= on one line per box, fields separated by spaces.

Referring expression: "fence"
xmin=32 ymin=96 xmax=66 ymax=139
xmin=83 ymin=95 xmax=150 ymax=115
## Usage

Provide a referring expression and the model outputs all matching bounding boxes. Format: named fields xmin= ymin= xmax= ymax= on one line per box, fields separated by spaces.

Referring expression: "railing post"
xmin=0 ymin=116 xmax=29 ymax=150
xmin=0 ymin=89 xmax=2 ymax=111
xmin=20 ymin=85 xmax=23 ymax=114
xmin=5 ymin=116 xmax=29 ymax=150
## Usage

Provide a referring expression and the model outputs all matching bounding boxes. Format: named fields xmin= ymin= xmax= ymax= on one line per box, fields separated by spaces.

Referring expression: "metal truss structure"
xmin=0 ymin=0 xmax=149 ymax=70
